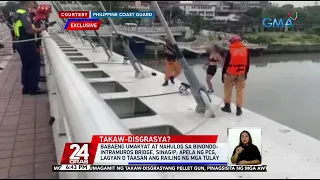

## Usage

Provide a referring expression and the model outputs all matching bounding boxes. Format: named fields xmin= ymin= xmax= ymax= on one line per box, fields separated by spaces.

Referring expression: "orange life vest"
xmin=226 ymin=42 xmax=248 ymax=75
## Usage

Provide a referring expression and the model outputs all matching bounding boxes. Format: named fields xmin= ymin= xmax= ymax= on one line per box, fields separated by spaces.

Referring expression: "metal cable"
xmin=1 ymin=36 xmax=53 ymax=43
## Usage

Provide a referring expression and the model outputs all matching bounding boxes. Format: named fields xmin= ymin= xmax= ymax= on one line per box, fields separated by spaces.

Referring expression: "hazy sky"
xmin=180 ymin=1 xmax=318 ymax=7
xmin=271 ymin=1 xmax=317 ymax=7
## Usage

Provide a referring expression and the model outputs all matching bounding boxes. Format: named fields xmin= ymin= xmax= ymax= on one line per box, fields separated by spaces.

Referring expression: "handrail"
xmin=42 ymin=31 xmax=161 ymax=178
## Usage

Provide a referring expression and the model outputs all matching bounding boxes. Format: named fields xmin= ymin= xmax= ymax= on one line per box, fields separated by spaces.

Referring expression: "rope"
xmin=1 ymin=36 xmax=53 ymax=43
xmin=184 ymin=77 xmax=238 ymax=135
xmin=184 ymin=99 xmax=225 ymax=135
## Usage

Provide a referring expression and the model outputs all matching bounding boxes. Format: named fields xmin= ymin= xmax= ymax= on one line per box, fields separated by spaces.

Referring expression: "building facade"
xmin=125 ymin=1 xmax=179 ymax=9
xmin=228 ymin=1 xmax=270 ymax=10
xmin=179 ymin=3 xmax=216 ymax=20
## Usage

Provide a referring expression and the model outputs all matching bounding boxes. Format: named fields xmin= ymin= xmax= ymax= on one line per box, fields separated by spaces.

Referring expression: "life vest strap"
xmin=228 ymin=64 xmax=245 ymax=67
xmin=228 ymin=64 xmax=246 ymax=73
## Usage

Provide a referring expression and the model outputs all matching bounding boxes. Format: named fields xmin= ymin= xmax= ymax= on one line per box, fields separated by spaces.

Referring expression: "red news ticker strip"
xmin=59 ymin=11 xmax=90 ymax=18
xmin=66 ymin=21 xmax=102 ymax=31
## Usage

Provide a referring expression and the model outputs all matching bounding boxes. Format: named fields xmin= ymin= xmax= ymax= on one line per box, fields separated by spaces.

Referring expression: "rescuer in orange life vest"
xmin=221 ymin=35 xmax=250 ymax=116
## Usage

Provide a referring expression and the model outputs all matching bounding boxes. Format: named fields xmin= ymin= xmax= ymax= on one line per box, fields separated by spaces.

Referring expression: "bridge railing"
xmin=42 ymin=31 xmax=162 ymax=178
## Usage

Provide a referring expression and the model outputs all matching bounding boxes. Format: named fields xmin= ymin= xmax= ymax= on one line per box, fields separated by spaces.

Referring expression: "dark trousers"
xmin=16 ymin=41 xmax=40 ymax=93
xmin=35 ymin=46 xmax=42 ymax=77
xmin=10 ymin=30 xmax=16 ymax=51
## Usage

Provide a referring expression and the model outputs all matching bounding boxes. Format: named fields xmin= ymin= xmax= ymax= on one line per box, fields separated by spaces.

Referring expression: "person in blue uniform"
xmin=14 ymin=1 xmax=46 ymax=95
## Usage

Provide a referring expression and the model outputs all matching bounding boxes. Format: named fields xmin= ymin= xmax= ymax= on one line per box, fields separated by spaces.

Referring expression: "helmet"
xmin=229 ymin=35 xmax=241 ymax=43
xmin=37 ymin=4 xmax=51 ymax=14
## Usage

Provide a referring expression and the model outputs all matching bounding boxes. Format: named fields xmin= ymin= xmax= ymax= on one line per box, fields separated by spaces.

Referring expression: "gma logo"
xmin=262 ymin=18 xmax=294 ymax=28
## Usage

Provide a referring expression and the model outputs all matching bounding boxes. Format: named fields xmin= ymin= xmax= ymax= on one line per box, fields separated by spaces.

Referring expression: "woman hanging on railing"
xmin=162 ymin=38 xmax=181 ymax=86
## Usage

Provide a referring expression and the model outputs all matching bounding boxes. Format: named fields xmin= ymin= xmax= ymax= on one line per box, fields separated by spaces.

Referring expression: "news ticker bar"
xmin=52 ymin=165 xmax=267 ymax=172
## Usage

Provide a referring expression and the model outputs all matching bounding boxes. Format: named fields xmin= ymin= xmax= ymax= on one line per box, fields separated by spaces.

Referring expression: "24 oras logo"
xmin=262 ymin=11 xmax=298 ymax=28
xmin=61 ymin=143 xmax=90 ymax=164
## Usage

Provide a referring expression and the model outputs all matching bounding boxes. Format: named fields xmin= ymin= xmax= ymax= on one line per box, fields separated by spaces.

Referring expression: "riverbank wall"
xmin=264 ymin=44 xmax=320 ymax=54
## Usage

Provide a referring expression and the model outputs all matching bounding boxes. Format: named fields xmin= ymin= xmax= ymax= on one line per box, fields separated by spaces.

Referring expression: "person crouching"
xmin=162 ymin=39 xmax=181 ymax=86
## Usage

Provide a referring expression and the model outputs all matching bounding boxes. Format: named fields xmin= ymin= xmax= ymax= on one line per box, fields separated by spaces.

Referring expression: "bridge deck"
xmin=60 ymin=33 xmax=320 ymax=178
xmin=0 ymin=53 xmax=58 ymax=178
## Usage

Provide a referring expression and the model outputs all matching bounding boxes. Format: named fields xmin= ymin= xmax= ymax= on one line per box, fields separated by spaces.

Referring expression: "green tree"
xmin=163 ymin=7 xmax=184 ymax=25
xmin=185 ymin=15 xmax=202 ymax=35
xmin=247 ymin=7 xmax=263 ymax=21
xmin=85 ymin=1 xmax=122 ymax=12
xmin=281 ymin=4 xmax=294 ymax=10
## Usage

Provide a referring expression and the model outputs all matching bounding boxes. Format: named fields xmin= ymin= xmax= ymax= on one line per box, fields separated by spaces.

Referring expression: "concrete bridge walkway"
xmin=0 ymin=32 xmax=58 ymax=179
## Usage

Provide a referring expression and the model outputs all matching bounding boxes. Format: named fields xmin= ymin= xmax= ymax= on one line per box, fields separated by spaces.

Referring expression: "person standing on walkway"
xmin=221 ymin=35 xmax=250 ymax=116
xmin=162 ymin=38 xmax=181 ymax=86
xmin=14 ymin=1 xmax=46 ymax=95
xmin=6 ymin=12 xmax=17 ymax=53
xmin=203 ymin=44 xmax=223 ymax=94
xmin=32 ymin=4 xmax=50 ymax=82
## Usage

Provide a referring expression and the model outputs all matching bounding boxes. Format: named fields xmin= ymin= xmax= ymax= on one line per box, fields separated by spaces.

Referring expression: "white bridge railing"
xmin=42 ymin=31 xmax=162 ymax=179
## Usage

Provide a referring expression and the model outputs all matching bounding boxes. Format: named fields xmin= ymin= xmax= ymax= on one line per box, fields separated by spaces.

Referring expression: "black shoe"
xmin=162 ymin=81 xmax=169 ymax=86
xmin=236 ymin=106 xmax=243 ymax=116
xmin=40 ymin=76 xmax=46 ymax=82
xmin=169 ymin=76 xmax=175 ymax=84
xmin=29 ymin=89 xmax=47 ymax=95
xmin=221 ymin=103 xmax=232 ymax=113
xmin=22 ymin=88 xmax=29 ymax=95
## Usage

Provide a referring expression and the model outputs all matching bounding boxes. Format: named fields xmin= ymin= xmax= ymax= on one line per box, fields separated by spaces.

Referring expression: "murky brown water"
xmin=144 ymin=53 xmax=320 ymax=141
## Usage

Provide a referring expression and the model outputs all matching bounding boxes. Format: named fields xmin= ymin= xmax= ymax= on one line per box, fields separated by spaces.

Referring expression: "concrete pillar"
xmin=154 ymin=44 xmax=158 ymax=60
xmin=109 ymin=36 xmax=113 ymax=51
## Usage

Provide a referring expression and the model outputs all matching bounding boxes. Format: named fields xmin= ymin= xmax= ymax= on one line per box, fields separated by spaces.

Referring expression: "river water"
xmin=141 ymin=53 xmax=320 ymax=141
